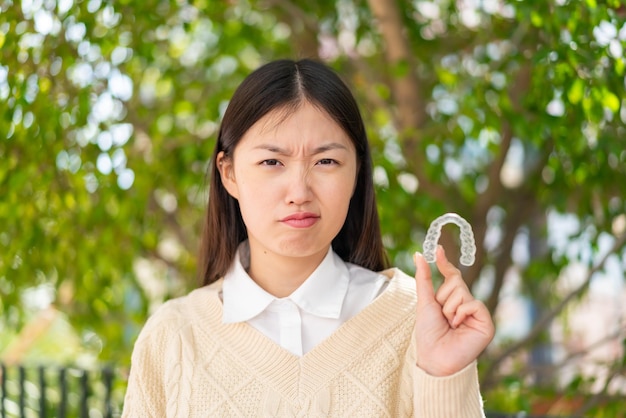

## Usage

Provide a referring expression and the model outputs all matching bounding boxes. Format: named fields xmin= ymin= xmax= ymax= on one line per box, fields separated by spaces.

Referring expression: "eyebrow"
xmin=252 ymin=143 xmax=350 ymax=155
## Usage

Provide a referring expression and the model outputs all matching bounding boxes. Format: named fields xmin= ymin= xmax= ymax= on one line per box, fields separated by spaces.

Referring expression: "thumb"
xmin=414 ymin=252 xmax=435 ymax=307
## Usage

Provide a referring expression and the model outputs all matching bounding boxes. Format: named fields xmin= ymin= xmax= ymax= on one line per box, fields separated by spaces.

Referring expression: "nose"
xmin=284 ymin=166 xmax=312 ymax=205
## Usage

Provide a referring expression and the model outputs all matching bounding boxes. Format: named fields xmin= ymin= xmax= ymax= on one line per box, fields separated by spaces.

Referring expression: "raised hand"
xmin=413 ymin=245 xmax=495 ymax=376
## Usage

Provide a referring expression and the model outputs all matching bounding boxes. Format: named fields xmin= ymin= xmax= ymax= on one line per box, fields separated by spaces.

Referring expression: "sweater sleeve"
xmin=413 ymin=361 xmax=485 ymax=418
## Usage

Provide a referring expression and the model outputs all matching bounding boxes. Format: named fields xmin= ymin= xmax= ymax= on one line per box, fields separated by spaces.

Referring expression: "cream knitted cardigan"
xmin=122 ymin=268 xmax=486 ymax=417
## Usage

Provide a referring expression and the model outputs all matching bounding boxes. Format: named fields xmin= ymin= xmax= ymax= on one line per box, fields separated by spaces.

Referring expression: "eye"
xmin=317 ymin=158 xmax=338 ymax=166
xmin=260 ymin=159 xmax=282 ymax=166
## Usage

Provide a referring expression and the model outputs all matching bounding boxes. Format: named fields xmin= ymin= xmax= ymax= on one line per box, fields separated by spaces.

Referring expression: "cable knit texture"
xmin=122 ymin=268 xmax=486 ymax=417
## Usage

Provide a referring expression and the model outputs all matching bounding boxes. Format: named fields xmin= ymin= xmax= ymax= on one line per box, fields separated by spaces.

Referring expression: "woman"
xmin=122 ymin=59 xmax=494 ymax=417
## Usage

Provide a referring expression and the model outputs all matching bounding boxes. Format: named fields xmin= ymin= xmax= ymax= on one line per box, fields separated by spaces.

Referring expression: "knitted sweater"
xmin=122 ymin=268 xmax=485 ymax=417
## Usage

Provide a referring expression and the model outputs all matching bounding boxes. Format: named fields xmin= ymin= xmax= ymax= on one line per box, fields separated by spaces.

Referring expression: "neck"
xmin=247 ymin=245 xmax=328 ymax=298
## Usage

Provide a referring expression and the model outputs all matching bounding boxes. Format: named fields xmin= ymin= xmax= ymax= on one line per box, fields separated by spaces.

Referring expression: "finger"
xmin=451 ymin=299 xmax=492 ymax=332
xmin=435 ymin=245 xmax=470 ymax=294
xmin=433 ymin=255 xmax=467 ymax=306
xmin=434 ymin=273 xmax=466 ymax=306
xmin=435 ymin=245 xmax=464 ymax=280
xmin=414 ymin=251 xmax=435 ymax=307
xmin=441 ymin=287 xmax=468 ymax=328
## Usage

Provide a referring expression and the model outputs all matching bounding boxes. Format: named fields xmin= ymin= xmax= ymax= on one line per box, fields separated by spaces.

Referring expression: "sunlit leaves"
xmin=567 ymin=78 xmax=585 ymax=104
xmin=600 ymin=88 xmax=620 ymax=112
xmin=1 ymin=2 xmax=625 ymax=414
xmin=1 ymin=0 xmax=323 ymax=366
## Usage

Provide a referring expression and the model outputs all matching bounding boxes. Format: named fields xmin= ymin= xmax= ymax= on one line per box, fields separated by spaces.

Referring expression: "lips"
xmin=280 ymin=212 xmax=320 ymax=228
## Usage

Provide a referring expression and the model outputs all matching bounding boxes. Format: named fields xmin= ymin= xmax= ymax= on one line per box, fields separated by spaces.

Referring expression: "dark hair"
xmin=199 ymin=59 xmax=388 ymax=286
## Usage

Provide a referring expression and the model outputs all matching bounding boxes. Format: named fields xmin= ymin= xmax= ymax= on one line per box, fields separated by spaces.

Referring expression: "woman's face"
xmin=218 ymin=101 xmax=358 ymax=267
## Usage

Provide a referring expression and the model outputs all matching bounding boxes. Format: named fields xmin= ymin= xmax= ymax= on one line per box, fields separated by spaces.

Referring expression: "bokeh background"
xmin=1 ymin=0 xmax=625 ymax=416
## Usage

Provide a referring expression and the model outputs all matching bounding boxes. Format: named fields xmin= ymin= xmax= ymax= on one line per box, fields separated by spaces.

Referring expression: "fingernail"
xmin=413 ymin=251 xmax=422 ymax=266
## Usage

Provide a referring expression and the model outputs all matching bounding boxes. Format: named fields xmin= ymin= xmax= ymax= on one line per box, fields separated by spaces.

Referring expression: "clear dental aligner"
xmin=423 ymin=213 xmax=476 ymax=266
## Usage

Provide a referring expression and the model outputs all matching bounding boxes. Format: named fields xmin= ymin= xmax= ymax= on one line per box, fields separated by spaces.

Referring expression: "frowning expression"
xmin=218 ymin=101 xmax=358 ymax=265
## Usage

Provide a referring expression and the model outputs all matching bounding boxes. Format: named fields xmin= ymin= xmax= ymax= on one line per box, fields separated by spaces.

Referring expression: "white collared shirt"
xmin=222 ymin=242 xmax=389 ymax=356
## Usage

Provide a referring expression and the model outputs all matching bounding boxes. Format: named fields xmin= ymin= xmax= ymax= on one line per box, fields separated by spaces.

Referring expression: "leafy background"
xmin=1 ymin=0 xmax=625 ymax=416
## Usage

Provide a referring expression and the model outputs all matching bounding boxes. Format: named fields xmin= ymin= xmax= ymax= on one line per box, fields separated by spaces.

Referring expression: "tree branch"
xmin=480 ymin=63 xmax=532 ymax=208
xmin=508 ymin=325 xmax=626 ymax=388
xmin=366 ymin=0 xmax=453 ymax=204
xmin=366 ymin=0 xmax=425 ymax=131
xmin=261 ymin=0 xmax=320 ymax=58
xmin=483 ymin=192 xmax=532 ymax=308
xmin=348 ymin=58 xmax=399 ymax=127
xmin=552 ymin=326 xmax=626 ymax=371
xmin=576 ymin=362 xmax=626 ymax=416
xmin=466 ymin=63 xmax=533 ymax=284
xmin=484 ymin=230 xmax=626 ymax=382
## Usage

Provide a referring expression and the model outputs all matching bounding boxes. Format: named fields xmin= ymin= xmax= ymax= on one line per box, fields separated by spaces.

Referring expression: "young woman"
xmin=122 ymin=59 xmax=494 ymax=417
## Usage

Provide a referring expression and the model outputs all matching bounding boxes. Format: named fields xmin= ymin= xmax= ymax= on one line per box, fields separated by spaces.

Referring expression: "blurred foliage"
xmin=1 ymin=0 xmax=626 ymax=415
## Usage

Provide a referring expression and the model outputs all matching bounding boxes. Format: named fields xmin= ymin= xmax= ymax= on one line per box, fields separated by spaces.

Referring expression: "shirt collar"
xmin=222 ymin=242 xmax=275 ymax=323
xmin=289 ymin=248 xmax=349 ymax=318
xmin=222 ymin=242 xmax=350 ymax=323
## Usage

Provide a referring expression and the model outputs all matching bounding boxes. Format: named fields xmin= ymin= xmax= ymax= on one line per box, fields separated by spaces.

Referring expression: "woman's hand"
xmin=413 ymin=245 xmax=495 ymax=376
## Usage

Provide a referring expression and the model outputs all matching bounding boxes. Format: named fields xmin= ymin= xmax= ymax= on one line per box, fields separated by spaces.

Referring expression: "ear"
xmin=216 ymin=151 xmax=239 ymax=200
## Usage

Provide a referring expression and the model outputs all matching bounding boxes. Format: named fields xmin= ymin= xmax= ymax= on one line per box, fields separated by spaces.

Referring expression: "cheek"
xmin=322 ymin=174 xmax=356 ymax=214
xmin=235 ymin=181 xmax=274 ymax=225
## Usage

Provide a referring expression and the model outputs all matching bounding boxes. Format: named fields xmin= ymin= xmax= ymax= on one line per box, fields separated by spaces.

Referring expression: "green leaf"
xmin=615 ymin=58 xmax=625 ymax=76
xmin=602 ymin=89 xmax=620 ymax=112
xmin=531 ymin=11 xmax=543 ymax=27
xmin=567 ymin=78 xmax=585 ymax=104
xmin=438 ymin=69 xmax=457 ymax=86
xmin=391 ymin=59 xmax=409 ymax=78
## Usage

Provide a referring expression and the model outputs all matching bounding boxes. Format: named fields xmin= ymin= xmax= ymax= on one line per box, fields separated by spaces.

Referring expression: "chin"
xmin=275 ymin=240 xmax=329 ymax=259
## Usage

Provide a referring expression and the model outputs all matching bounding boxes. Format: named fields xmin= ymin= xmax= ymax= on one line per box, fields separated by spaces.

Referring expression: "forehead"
xmin=238 ymin=102 xmax=354 ymax=150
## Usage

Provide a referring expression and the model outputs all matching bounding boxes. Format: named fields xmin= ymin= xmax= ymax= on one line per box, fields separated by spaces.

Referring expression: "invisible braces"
xmin=423 ymin=213 xmax=476 ymax=266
